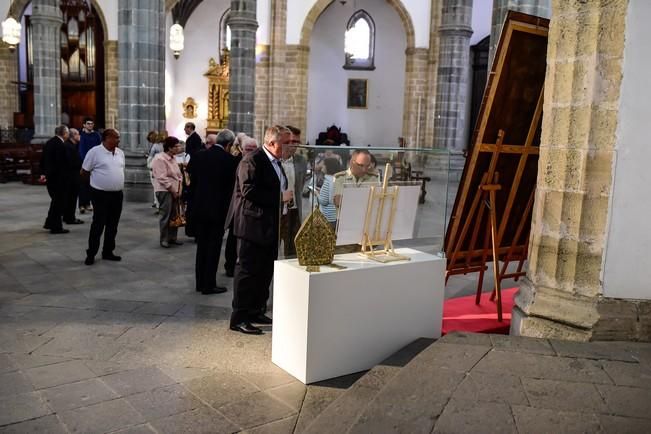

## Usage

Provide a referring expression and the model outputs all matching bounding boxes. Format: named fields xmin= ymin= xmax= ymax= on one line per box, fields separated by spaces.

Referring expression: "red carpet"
xmin=442 ymin=287 xmax=518 ymax=335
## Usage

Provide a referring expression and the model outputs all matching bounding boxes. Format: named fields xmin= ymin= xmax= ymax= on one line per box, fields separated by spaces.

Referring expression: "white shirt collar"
xmin=262 ymin=145 xmax=279 ymax=164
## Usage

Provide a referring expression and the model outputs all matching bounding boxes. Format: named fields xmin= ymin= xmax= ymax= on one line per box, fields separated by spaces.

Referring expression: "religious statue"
xmin=182 ymin=97 xmax=198 ymax=119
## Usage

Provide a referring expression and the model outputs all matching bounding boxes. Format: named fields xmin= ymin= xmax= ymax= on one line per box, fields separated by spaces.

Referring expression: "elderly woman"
xmin=151 ymin=136 xmax=184 ymax=248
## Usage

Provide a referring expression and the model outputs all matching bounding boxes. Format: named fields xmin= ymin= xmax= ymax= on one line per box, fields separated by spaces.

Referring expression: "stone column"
xmin=0 ymin=41 xmax=18 ymax=128
xmin=511 ymin=0 xmax=647 ymax=341
xmin=104 ymin=40 xmax=119 ymax=130
xmin=433 ymin=0 xmax=473 ymax=151
xmin=118 ymin=0 xmax=165 ymax=201
xmin=228 ymin=0 xmax=258 ymax=136
xmin=31 ymin=0 xmax=62 ymax=143
xmin=488 ymin=0 xmax=550 ymax=68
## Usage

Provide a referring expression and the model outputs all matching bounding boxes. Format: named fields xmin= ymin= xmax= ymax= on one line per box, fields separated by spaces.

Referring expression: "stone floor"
xmin=1 ymin=183 xmax=649 ymax=433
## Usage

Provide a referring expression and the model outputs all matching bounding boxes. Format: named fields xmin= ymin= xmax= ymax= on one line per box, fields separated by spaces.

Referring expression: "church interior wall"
xmin=602 ymin=0 xmax=651 ymax=301
xmin=287 ymin=0 xmax=430 ymax=48
xmin=164 ymin=0 xmax=230 ymax=138
xmin=306 ymin=0 xmax=406 ymax=147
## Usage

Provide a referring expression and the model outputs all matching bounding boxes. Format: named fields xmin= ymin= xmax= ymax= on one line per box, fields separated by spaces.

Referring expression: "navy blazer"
xmin=229 ymin=147 xmax=282 ymax=246
xmin=188 ymin=146 xmax=238 ymax=225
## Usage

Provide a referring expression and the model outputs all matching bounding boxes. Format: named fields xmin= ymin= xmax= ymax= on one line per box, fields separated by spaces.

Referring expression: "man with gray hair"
xmin=188 ymin=129 xmax=238 ymax=294
xmin=41 ymin=125 xmax=71 ymax=234
xmin=204 ymin=133 xmax=217 ymax=149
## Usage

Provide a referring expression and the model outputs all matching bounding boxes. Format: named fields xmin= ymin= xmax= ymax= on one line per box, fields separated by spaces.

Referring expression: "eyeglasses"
xmin=352 ymin=161 xmax=371 ymax=169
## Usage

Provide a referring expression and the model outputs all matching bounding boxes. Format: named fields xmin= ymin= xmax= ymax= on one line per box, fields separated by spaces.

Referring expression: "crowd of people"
xmin=40 ymin=120 xmax=380 ymax=335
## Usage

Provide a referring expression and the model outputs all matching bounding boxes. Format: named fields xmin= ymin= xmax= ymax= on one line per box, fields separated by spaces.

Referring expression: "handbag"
xmin=169 ymin=181 xmax=186 ymax=228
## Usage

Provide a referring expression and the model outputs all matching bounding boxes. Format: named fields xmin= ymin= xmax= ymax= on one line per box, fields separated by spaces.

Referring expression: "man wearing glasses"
xmin=78 ymin=117 xmax=102 ymax=214
xmin=333 ymin=149 xmax=379 ymax=208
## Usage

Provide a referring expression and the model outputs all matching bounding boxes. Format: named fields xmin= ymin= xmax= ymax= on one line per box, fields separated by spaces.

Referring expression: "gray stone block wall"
xmin=433 ymin=0 xmax=473 ymax=151
xmin=30 ymin=0 xmax=62 ymax=143
xmin=118 ymin=0 xmax=165 ymax=201
xmin=228 ymin=0 xmax=258 ymax=137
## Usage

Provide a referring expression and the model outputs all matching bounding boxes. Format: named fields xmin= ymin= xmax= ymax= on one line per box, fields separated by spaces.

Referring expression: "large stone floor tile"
xmin=0 ymin=391 xmax=52 ymax=426
xmin=218 ymin=391 xmax=296 ymax=430
xmin=41 ymin=378 xmax=119 ymax=412
xmin=124 ymin=383 xmax=202 ymax=420
xmin=0 ymin=354 xmax=17 ymax=374
xmin=601 ymin=360 xmax=651 ymax=389
xmin=57 ymin=398 xmax=146 ymax=434
xmin=266 ymin=381 xmax=306 ymax=412
xmin=24 ymin=359 xmax=97 ymax=390
xmin=550 ymin=340 xmax=640 ymax=362
xmin=184 ymin=372 xmax=260 ymax=408
xmin=102 ymin=366 xmax=177 ymax=396
xmin=433 ymin=400 xmax=517 ymax=434
xmin=597 ymin=384 xmax=651 ymax=419
xmin=110 ymin=423 xmax=158 ymax=434
xmin=599 ymin=414 xmax=651 ymax=434
xmin=512 ymin=405 xmax=601 ymax=434
xmin=490 ymin=334 xmax=555 ymax=355
xmin=292 ymin=382 xmax=347 ymax=433
xmin=408 ymin=342 xmax=491 ymax=373
xmin=349 ymin=367 xmax=466 ymax=434
xmin=451 ymin=372 xmax=528 ymax=405
xmin=9 ymin=353 xmax=71 ymax=370
xmin=0 ymin=370 xmax=35 ymax=397
xmin=0 ymin=414 xmax=68 ymax=434
xmin=150 ymin=406 xmax=240 ymax=434
xmin=132 ymin=302 xmax=185 ymax=316
xmin=472 ymin=350 xmax=613 ymax=384
xmin=244 ymin=416 xmax=297 ymax=434
xmin=522 ymin=378 xmax=608 ymax=413
xmin=436 ymin=331 xmax=493 ymax=347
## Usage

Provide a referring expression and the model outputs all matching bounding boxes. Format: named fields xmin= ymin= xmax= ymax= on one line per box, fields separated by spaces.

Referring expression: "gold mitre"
xmin=294 ymin=208 xmax=336 ymax=267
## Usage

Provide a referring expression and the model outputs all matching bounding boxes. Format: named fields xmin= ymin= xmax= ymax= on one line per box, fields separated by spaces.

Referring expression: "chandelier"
xmin=170 ymin=23 xmax=184 ymax=59
xmin=1 ymin=17 xmax=21 ymax=52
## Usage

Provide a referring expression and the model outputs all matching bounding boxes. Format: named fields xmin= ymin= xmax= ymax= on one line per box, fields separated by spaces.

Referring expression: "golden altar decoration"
xmin=182 ymin=97 xmax=197 ymax=119
xmin=204 ymin=49 xmax=230 ymax=134
xmin=295 ymin=208 xmax=336 ymax=272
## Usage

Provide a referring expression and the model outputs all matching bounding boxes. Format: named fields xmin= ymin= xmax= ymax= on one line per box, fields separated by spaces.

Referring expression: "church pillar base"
xmin=124 ymin=154 xmax=152 ymax=203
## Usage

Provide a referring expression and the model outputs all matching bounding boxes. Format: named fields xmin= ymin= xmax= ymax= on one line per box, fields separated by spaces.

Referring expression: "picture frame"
xmin=347 ymin=78 xmax=368 ymax=109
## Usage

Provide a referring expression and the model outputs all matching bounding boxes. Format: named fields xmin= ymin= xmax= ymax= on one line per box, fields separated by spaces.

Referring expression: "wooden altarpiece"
xmin=204 ymin=49 xmax=230 ymax=134
xmin=445 ymin=12 xmax=549 ymax=321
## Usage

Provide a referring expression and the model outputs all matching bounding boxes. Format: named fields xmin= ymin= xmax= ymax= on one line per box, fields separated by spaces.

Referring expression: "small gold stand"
xmin=360 ymin=164 xmax=410 ymax=263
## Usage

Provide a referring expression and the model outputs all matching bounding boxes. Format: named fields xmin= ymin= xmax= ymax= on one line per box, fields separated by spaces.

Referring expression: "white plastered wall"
xmin=306 ymin=0 xmax=406 ymax=147
xmin=602 ymin=0 xmax=651 ymax=300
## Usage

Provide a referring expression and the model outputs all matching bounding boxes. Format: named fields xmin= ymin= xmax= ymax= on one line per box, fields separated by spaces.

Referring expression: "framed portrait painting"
xmin=347 ymin=78 xmax=368 ymax=109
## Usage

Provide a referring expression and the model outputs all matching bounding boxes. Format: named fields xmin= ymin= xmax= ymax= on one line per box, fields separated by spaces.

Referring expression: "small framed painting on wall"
xmin=347 ymin=78 xmax=368 ymax=109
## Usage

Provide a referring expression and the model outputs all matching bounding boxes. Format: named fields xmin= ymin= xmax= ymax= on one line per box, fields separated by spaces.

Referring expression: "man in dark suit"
xmin=63 ymin=128 xmax=83 ymax=225
xmin=183 ymin=122 xmax=203 ymax=158
xmin=183 ymin=122 xmax=203 ymax=237
xmin=188 ymin=130 xmax=238 ymax=295
xmin=229 ymin=126 xmax=293 ymax=334
xmin=279 ymin=125 xmax=308 ymax=257
xmin=41 ymin=125 xmax=71 ymax=234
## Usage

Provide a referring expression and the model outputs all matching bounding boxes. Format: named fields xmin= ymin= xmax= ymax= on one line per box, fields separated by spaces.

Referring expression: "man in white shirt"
xmin=80 ymin=129 xmax=125 ymax=265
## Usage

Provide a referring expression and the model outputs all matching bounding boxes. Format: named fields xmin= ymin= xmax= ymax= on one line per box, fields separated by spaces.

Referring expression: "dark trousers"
xmin=79 ymin=183 xmax=91 ymax=208
xmin=63 ymin=175 xmax=80 ymax=223
xmin=279 ymin=208 xmax=300 ymax=258
xmin=224 ymin=224 xmax=237 ymax=274
xmin=195 ymin=219 xmax=225 ymax=291
xmin=87 ymin=188 xmax=123 ymax=257
xmin=45 ymin=180 xmax=65 ymax=230
xmin=155 ymin=191 xmax=178 ymax=243
xmin=230 ymin=238 xmax=277 ymax=326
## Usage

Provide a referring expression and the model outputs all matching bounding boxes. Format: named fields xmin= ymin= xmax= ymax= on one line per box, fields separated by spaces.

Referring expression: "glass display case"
xmin=279 ymin=144 xmax=452 ymax=262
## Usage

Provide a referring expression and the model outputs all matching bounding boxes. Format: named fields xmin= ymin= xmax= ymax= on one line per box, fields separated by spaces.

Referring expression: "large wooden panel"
xmin=445 ymin=12 xmax=549 ymax=276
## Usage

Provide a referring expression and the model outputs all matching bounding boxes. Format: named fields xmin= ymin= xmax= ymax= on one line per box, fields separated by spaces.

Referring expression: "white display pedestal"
xmin=271 ymin=248 xmax=445 ymax=384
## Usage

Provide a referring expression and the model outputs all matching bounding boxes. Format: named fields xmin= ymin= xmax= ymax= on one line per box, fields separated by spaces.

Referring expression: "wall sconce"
xmin=169 ymin=23 xmax=184 ymax=59
xmin=2 ymin=17 xmax=21 ymax=52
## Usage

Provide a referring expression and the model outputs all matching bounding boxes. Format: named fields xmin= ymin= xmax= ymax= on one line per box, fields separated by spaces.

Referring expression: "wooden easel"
xmin=360 ymin=163 xmax=410 ymax=263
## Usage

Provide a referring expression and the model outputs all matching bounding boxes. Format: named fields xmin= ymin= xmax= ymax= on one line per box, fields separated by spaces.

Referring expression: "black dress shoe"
xmin=230 ymin=322 xmax=263 ymax=335
xmin=201 ymin=286 xmax=227 ymax=295
xmin=50 ymin=228 xmax=70 ymax=234
xmin=101 ymin=253 xmax=122 ymax=261
xmin=64 ymin=219 xmax=84 ymax=224
xmin=250 ymin=314 xmax=273 ymax=325
xmin=84 ymin=256 xmax=94 ymax=266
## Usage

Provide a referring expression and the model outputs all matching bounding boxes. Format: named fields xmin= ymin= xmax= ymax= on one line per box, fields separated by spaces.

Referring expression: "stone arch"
xmin=8 ymin=0 xmax=108 ymax=37
xmin=299 ymin=0 xmax=415 ymax=49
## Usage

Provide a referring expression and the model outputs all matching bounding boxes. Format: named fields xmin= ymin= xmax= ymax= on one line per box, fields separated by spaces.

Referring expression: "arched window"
xmin=344 ymin=10 xmax=375 ymax=70
xmin=220 ymin=8 xmax=231 ymax=55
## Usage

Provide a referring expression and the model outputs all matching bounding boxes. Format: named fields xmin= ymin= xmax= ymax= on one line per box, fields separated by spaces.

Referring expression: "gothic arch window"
xmin=220 ymin=8 xmax=231 ymax=55
xmin=344 ymin=10 xmax=375 ymax=71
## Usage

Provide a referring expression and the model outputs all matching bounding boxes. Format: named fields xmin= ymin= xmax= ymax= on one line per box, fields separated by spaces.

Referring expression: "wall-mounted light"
xmin=169 ymin=23 xmax=184 ymax=59
xmin=2 ymin=17 xmax=21 ymax=52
